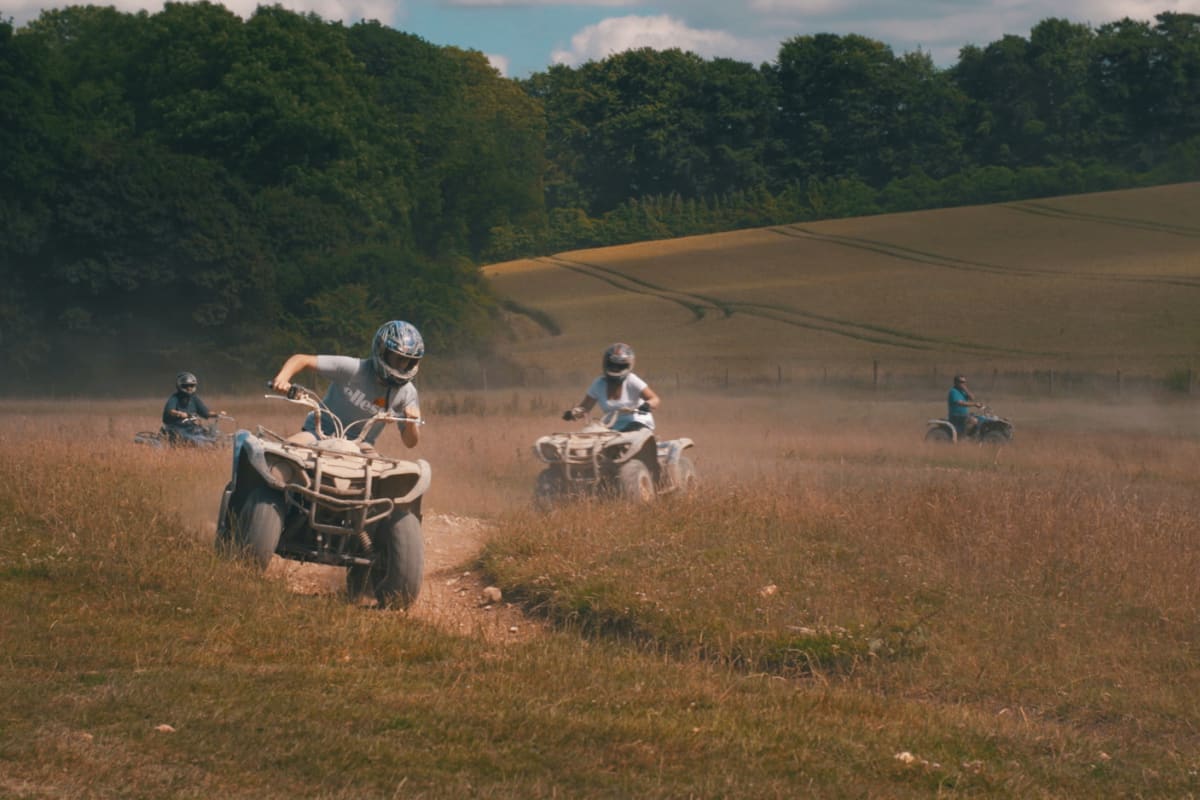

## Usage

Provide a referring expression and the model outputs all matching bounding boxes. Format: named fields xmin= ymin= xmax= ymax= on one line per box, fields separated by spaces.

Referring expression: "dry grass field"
xmin=2 ymin=383 xmax=1199 ymax=797
xmin=485 ymin=182 xmax=1200 ymax=384
xmin=3 ymin=186 xmax=1200 ymax=797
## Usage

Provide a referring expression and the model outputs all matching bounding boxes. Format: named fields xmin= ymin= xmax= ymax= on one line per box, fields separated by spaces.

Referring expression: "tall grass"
xmin=2 ymin=393 xmax=1198 ymax=797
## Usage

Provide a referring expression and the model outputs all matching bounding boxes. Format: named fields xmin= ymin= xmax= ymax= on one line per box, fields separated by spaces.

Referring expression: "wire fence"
xmin=424 ymin=360 xmax=1198 ymax=399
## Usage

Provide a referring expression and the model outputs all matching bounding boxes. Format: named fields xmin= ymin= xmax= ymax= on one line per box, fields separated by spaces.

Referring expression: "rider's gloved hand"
xmin=637 ymin=402 xmax=651 ymax=413
xmin=563 ymin=407 xmax=584 ymax=421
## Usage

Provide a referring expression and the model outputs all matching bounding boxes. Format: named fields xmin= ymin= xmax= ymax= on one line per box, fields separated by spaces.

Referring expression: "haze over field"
xmin=484 ymin=182 xmax=1200 ymax=385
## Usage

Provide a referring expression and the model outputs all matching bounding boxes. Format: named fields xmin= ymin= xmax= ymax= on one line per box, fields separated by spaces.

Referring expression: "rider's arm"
xmin=563 ymin=394 xmax=596 ymax=421
xmin=399 ymin=405 xmax=420 ymax=448
xmin=271 ymin=354 xmax=318 ymax=393
xmin=639 ymin=385 xmax=660 ymax=411
xmin=162 ymin=396 xmax=182 ymax=425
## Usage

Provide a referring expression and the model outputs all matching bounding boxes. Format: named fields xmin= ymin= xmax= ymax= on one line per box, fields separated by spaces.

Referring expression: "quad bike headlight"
xmin=266 ymin=456 xmax=306 ymax=489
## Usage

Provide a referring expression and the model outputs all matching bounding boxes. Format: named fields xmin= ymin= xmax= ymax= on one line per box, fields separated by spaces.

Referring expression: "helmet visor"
xmin=384 ymin=351 xmax=419 ymax=372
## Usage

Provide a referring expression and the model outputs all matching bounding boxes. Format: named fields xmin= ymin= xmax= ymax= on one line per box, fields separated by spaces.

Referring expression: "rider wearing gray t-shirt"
xmin=270 ymin=320 xmax=425 ymax=450
xmin=304 ymin=355 xmax=418 ymax=446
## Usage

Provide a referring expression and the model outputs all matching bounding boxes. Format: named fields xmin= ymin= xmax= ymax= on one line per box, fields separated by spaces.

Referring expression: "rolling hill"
xmin=483 ymin=182 xmax=1200 ymax=387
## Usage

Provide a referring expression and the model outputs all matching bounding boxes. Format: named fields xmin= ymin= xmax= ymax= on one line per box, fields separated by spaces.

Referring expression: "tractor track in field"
xmin=771 ymin=224 xmax=1200 ymax=289
xmin=537 ymin=256 xmax=1047 ymax=357
xmin=1006 ymin=201 xmax=1200 ymax=240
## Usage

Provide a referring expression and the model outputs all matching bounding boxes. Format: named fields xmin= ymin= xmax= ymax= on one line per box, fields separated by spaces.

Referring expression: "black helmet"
xmin=372 ymin=320 xmax=425 ymax=386
xmin=602 ymin=343 xmax=635 ymax=379
xmin=176 ymin=371 xmax=198 ymax=393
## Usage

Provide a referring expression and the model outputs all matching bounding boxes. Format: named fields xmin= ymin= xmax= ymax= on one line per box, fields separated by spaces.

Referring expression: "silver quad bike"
xmin=134 ymin=414 xmax=235 ymax=449
xmin=925 ymin=405 xmax=1014 ymax=444
xmin=532 ymin=407 xmax=697 ymax=506
xmin=215 ymin=384 xmax=430 ymax=608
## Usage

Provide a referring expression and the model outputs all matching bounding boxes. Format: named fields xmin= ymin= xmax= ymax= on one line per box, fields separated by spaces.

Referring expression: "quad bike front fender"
xmin=657 ymin=437 xmax=694 ymax=465
xmin=925 ymin=420 xmax=958 ymax=443
xmin=603 ymin=428 xmax=657 ymax=465
xmin=229 ymin=431 xmax=309 ymax=492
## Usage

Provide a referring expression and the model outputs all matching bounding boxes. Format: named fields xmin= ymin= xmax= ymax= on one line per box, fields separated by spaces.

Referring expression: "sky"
xmin=5 ymin=0 xmax=1199 ymax=77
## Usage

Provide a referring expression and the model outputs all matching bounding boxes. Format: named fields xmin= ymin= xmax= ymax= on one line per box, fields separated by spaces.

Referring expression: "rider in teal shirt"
xmin=947 ymin=374 xmax=980 ymax=436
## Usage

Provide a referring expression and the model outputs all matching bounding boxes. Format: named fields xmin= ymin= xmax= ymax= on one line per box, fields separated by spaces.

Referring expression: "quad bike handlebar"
xmin=264 ymin=381 xmax=423 ymax=442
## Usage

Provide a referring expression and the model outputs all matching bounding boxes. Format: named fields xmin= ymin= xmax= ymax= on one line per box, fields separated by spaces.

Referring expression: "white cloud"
xmin=486 ymin=52 xmax=511 ymax=75
xmin=551 ymin=13 xmax=775 ymax=66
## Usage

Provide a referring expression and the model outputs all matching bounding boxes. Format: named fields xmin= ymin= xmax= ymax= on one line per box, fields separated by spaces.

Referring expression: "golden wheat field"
xmin=485 ymin=182 xmax=1200 ymax=384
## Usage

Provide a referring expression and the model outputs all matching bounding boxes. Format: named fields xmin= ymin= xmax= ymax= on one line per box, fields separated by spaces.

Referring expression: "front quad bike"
xmin=925 ymin=405 xmax=1014 ymax=444
xmin=134 ymin=414 xmax=235 ymax=449
xmin=215 ymin=385 xmax=430 ymax=609
xmin=532 ymin=408 xmax=697 ymax=506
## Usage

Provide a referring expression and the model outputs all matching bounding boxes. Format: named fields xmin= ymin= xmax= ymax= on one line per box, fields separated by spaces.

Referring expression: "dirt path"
xmin=264 ymin=513 xmax=541 ymax=642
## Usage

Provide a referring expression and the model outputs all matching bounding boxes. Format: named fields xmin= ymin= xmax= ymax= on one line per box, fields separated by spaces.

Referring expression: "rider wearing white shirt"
xmin=563 ymin=342 xmax=660 ymax=431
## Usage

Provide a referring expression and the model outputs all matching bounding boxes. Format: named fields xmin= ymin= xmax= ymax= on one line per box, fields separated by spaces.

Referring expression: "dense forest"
xmin=2 ymin=4 xmax=1198 ymax=389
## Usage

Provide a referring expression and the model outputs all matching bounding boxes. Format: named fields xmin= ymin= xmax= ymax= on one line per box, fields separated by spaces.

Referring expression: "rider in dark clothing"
xmin=162 ymin=372 xmax=221 ymax=445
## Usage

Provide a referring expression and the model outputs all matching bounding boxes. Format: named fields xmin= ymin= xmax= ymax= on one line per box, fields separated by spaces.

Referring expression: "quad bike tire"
xmin=214 ymin=482 xmax=235 ymax=553
xmin=368 ymin=512 xmax=424 ymax=609
xmin=618 ymin=459 xmax=656 ymax=504
xmin=925 ymin=427 xmax=954 ymax=443
xmin=981 ymin=428 xmax=1012 ymax=444
xmin=235 ymin=486 xmax=285 ymax=570
xmin=534 ymin=467 xmax=567 ymax=509
xmin=674 ymin=455 xmax=698 ymax=494
xmin=133 ymin=431 xmax=165 ymax=448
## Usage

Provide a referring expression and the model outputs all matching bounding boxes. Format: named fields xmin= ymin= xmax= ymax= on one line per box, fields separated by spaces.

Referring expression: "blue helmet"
xmin=371 ymin=320 xmax=424 ymax=386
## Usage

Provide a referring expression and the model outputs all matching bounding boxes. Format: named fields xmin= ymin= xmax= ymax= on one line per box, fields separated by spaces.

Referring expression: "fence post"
xmin=777 ymin=364 xmax=782 ymax=387
xmin=1117 ymin=369 xmax=1122 ymax=397
xmin=1048 ymin=369 xmax=1054 ymax=396
xmin=872 ymin=360 xmax=878 ymax=391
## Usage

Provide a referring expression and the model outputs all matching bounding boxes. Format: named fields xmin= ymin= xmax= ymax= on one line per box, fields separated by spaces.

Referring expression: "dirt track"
xmin=264 ymin=513 xmax=540 ymax=642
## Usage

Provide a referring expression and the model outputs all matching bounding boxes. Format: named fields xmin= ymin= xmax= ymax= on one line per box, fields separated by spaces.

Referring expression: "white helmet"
xmin=371 ymin=320 xmax=424 ymax=386
xmin=602 ymin=342 xmax=634 ymax=379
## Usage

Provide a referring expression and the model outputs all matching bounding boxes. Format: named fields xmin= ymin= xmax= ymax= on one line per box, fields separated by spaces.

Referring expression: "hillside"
xmin=484 ymin=183 xmax=1200 ymax=387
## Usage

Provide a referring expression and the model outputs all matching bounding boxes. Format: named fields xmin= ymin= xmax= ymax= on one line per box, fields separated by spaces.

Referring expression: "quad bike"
xmin=925 ymin=405 xmax=1014 ymax=444
xmin=134 ymin=414 xmax=235 ymax=449
xmin=532 ymin=408 xmax=697 ymax=506
xmin=215 ymin=384 xmax=430 ymax=609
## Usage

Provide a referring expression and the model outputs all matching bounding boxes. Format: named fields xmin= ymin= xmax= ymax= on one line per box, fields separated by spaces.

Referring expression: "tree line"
xmin=2 ymin=5 xmax=1197 ymax=388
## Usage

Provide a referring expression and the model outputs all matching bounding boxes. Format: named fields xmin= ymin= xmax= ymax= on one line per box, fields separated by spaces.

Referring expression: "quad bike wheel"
xmin=981 ymin=428 xmax=1012 ymax=444
xmin=924 ymin=427 xmax=954 ymax=443
xmin=534 ymin=467 xmax=567 ymax=509
xmin=618 ymin=460 xmax=656 ymax=504
xmin=133 ymin=430 xmax=167 ymax=448
xmin=674 ymin=455 xmax=698 ymax=494
xmin=235 ymin=486 xmax=285 ymax=570
xmin=368 ymin=512 xmax=424 ymax=609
